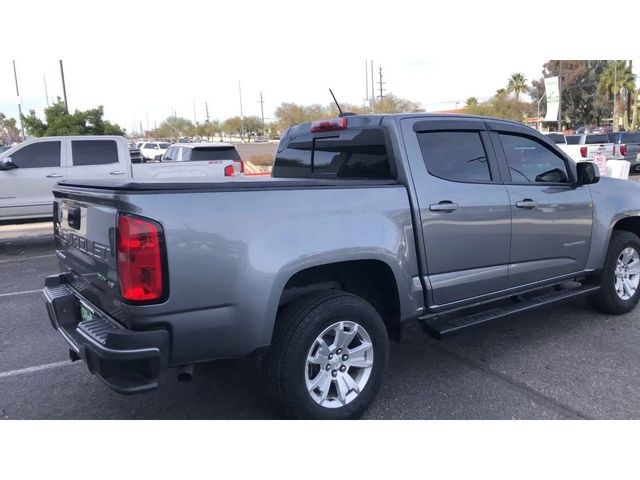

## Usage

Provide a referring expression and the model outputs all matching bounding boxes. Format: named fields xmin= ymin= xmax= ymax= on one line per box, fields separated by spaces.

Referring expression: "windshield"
xmin=189 ymin=146 xmax=241 ymax=161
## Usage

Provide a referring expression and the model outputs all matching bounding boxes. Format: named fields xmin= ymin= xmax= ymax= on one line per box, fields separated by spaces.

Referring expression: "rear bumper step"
xmin=43 ymin=274 xmax=169 ymax=394
xmin=419 ymin=284 xmax=600 ymax=339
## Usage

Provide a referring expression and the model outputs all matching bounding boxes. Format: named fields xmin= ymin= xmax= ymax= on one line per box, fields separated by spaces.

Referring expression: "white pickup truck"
xmin=545 ymin=133 xmax=615 ymax=163
xmin=0 ymin=135 xmax=242 ymax=221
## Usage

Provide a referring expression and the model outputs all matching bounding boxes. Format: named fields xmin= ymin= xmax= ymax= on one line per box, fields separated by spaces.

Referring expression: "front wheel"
xmin=587 ymin=230 xmax=640 ymax=314
xmin=265 ymin=290 xmax=389 ymax=419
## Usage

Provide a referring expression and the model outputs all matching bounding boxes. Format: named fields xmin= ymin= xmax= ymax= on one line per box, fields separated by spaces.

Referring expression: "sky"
xmin=1 ymin=0 xmax=638 ymax=133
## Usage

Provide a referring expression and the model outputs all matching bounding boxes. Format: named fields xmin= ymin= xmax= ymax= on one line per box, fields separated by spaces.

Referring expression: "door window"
xmin=10 ymin=141 xmax=61 ymax=168
xmin=164 ymin=147 xmax=176 ymax=161
xmin=416 ymin=131 xmax=491 ymax=182
xmin=71 ymin=140 xmax=119 ymax=166
xmin=499 ymin=134 xmax=570 ymax=184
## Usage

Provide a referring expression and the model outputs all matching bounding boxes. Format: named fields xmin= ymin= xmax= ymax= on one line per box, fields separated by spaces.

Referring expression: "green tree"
xmin=21 ymin=98 xmax=124 ymax=136
xmin=243 ymin=116 xmax=263 ymax=142
xmin=464 ymin=94 xmax=533 ymax=122
xmin=156 ymin=116 xmax=193 ymax=139
xmin=372 ymin=94 xmax=422 ymax=114
xmin=222 ymin=116 xmax=243 ymax=141
xmin=507 ymin=73 xmax=528 ymax=101
xmin=0 ymin=112 xmax=21 ymax=143
xmin=465 ymin=97 xmax=479 ymax=107
xmin=598 ymin=60 xmax=636 ymax=131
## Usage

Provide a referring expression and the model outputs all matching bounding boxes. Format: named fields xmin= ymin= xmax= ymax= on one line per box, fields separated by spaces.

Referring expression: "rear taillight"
xmin=310 ymin=117 xmax=348 ymax=133
xmin=580 ymin=146 xmax=588 ymax=158
xmin=117 ymin=214 xmax=164 ymax=302
xmin=224 ymin=165 xmax=235 ymax=176
xmin=234 ymin=159 xmax=245 ymax=173
xmin=620 ymin=145 xmax=628 ymax=156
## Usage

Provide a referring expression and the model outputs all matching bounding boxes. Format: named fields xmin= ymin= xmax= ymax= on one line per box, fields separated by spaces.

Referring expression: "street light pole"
xmin=537 ymin=95 xmax=545 ymax=132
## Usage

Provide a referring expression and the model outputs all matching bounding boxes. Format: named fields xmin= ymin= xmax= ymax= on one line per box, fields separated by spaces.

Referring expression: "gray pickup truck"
xmin=43 ymin=114 xmax=640 ymax=419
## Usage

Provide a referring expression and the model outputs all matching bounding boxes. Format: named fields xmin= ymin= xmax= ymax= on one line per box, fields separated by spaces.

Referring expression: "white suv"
xmin=140 ymin=142 xmax=171 ymax=162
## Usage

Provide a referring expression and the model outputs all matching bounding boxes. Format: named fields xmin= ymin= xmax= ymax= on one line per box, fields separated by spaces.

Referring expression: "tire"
xmin=264 ymin=290 xmax=389 ymax=420
xmin=587 ymin=230 xmax=640 ymax=314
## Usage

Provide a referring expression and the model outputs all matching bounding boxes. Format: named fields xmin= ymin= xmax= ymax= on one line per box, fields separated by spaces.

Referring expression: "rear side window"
xmin=10 ymin=141 xmax=61 ymax=168
xmin=273 ymin=128 xmax=392 ymax=179
xmin=545 ymin=133 xmax=565 ymax=144
xmin=71 ymin=140 xmax=119 ymax=166
xmin=499 ymin=133 xmax=569 ymax=184
xmin=585 ymin=134 xmax=608 ymax=144
xmin=189 ymin=147 xmax=241 ymax=161
xmin=417 ymin=131 xmax=491 ymax=183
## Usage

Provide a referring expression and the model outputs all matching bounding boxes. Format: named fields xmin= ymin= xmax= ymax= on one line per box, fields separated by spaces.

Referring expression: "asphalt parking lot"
xmin=1 ymin=222 xmax=640 ymax=420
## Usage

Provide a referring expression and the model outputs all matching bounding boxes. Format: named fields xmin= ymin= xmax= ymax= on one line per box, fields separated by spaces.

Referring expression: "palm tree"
xmin=598 ymin=61 xmax=636 ymax=131
xmin=507 ymin=73 xmax=528 ymax=101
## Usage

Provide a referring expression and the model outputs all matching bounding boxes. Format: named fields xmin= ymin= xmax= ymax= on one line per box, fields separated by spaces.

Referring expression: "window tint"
xmin=585 ymin=134 xmax=608 ymax=144
xmin=190 ymin=147 xmax=241 ymax=161
xmin=10 ymin=141 xmax=61 ymax=168
xmin=545 ymin=133 xmax=565 ymax=144
xmin=312 ymin=129 xmax=390 ymax=178
xmin=566 ymin=135 xmax=580 ymax=145
xmin=621 ymin=132 xmax=640 ymax=143
xmin=158 ymin=143 xmax=170 ymax=149
xmin=417 ymin=131 xmax=491 ymax=182
xmin=163 ymin=147 xmax=175 ymax=161
xmin=72 ymin=140 xmax=118 ymax=166
xmin=272 ymin=128 xmax=391 ymax=179
xmin=499 ymin=134 xmax=569 ymax=184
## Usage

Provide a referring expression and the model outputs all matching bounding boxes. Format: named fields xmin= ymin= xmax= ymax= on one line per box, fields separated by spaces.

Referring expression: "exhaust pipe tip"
xmin=177 ymin=364 xmax=194 ymax=382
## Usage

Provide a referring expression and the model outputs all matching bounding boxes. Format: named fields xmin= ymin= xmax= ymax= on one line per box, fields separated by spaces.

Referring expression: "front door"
xmin=491 ymin=130 xmax=593 ymax=287
xmin=0 ymin=139 xmax=65 ymax=220
xmin=401 ymin=118 xmax=511 ymax=307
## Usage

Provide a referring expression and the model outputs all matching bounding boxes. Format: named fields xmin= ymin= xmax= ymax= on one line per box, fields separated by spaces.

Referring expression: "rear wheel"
xmin=588 ymin=231 xmax=640 ymax=314
xmin=265 ymin=290 xmax=389 ymax=420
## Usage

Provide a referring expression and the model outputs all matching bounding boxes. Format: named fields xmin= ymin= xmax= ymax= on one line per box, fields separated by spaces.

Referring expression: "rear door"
xmin=65 ymin=138 xmax=129 ymax=181
xmin=0 ymin=139 xmax=65 ymax=219
xmin=401 ymin=118 xmax=511 ymax=306
xmin=490 ymin=125 xmax=593 ymax=287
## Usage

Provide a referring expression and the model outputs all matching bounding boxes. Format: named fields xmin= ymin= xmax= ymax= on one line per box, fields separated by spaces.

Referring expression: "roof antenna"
xmin=329 ymin=89 xmax=356 ymax=117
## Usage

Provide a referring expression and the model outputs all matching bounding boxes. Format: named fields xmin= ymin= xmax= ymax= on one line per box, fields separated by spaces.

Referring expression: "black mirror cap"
xmin=0 ymin=157 xmax=17 ymax=170
xmin=576 ymin=161 xmax=600 ymax=185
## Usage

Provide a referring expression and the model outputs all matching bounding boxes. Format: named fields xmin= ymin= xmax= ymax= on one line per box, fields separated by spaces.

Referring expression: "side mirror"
xmin=576 ymin=161 xmax=600 ymax=185
xmin=0 ymin=157 xmax=17 ymax=171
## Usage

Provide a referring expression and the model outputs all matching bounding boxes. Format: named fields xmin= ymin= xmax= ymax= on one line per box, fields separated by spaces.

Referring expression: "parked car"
xmin=44 ymin=114 xmax=640 ymax=419
xmin=0 ymin=145 xmax=12 ymax=154
xmin=0 ymin=136 xmax=245 ymax=221
xmin=162 ymin=142 xmax=245 ymax=175
xmin=140 ymin=141 xmax=171 ymax=162
xmin=547 ymin=133 xmax=614 ymax=163
xmin=608 ymin=131 xmax=640 ymax=173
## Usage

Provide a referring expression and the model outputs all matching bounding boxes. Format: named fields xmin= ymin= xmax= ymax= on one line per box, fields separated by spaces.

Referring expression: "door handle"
xmin=109 ymin=170 xmax=125 ymax=175
xmin=429 ymin=201 xmax=459 ymax=212
xmin=46 ymin=173 xmax=63 ymax=178
xmin=515 ymin=199 xmax=538 ymax=209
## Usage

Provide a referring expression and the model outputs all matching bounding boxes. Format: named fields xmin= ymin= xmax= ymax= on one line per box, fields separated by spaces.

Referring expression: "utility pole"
xmin=59 ymin=60 xmax=69 ymax=114
xmin=370 ymin=60 xmax=375 ymax=113
xmin=627 ymin=60 xmax=633 ymax=126
xmin=614 ymin=61 xmax=618 ymax=132
xmin=192 ymin=98 xmax=197 ymax=137
xmin=377 ymin=65 xmax=386 ymax=100
xmin=365 ymin=60 xmax=369 ymax=110
xmin=238 ymin=81 xmax=244 ymax=142
xmin=43 ymin=74 xmax=50 ymax=107
xmin=12 ymin=60 xmax=25 ymax=141
xmin=258 ymin=92 xmax=265 ymax=130
xmin=146 ymin=112 xmax=150 ymax=132
xmin=557 ymin=60 xmax=562 ymax=133
xmin=205 ymin=102 xmax=210 ymax=123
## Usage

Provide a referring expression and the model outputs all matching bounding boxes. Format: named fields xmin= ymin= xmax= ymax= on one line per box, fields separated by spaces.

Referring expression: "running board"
xmin=419 ymin=285 xmax=600 ymax=339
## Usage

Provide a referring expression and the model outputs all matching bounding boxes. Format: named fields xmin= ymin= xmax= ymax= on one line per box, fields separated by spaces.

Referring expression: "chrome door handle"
xmin=46 ymin=173 xmax=63 ymax=178
xmin=515 ymin=199 xmax=538 ymax=209
xmin=109 ymin=170 xmax=125 ymax=175
xmin=429 ymin=201 xmax=459 ymax=212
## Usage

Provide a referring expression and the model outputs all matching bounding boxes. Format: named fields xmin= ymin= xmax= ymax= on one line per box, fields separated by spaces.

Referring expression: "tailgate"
xmin=586 ymin=143 xmax=614 ymax=158
xmin=53 ymin=188 xmax=122 ymax=321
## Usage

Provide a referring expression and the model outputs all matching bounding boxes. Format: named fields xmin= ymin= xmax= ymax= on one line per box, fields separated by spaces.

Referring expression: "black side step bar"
xmin=419 ymin=285 xmax=600 ymax=339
